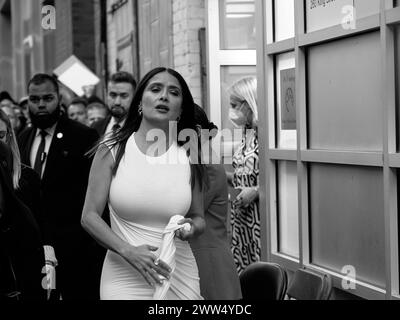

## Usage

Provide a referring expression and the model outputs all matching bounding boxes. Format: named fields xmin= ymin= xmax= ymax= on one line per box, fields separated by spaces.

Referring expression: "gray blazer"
xmin=190 ymin=164 xmax=242 ymax=300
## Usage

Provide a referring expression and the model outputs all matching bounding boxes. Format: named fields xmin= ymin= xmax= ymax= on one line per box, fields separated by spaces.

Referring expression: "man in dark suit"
xmin=0 ymin=141 xmax=45 ymax=301
xmin=91 ymin=72 xmax=136 ymax=230
xmin=18 ymin=74 xmax=100 ymax=300
xmin=92 ymin=71 xmax=136 ymax=137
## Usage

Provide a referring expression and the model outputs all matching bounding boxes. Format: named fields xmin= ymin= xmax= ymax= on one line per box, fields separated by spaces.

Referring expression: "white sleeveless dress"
xmin=100 ymin=134 xmax=203 ymax=300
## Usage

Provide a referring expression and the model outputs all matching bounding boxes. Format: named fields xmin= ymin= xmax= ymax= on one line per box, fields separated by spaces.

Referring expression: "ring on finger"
xmin=154 ymin=258 xmax=160 ymax=266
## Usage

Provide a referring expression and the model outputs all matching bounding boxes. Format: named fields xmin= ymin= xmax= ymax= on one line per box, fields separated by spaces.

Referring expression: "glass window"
xmin=277 ymin=161 xmax=299 ymax=258
xmin=354 ymin=0 xmax=380 ymax=20
xmin=219 ymin=0 xmax=256 ymax=49
xmin=274 ymin=0 xmax=295 ymax=42
xmin=306 ymin=0 xmax=353 ymax=33
xmin=309 ymin=163 xmax=385 ymax=289
xmin=276 ymin=52 xmax=296 ymax=149
xmin=308 ymin=32 xmax=382 ymax=152
xmin=306 ymin=0 xmax=380 ymax=33
xmin=395 ymin=26 xmax=400 ymax=152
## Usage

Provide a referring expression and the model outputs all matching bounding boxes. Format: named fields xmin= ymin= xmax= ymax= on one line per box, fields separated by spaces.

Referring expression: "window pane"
xmin=274 ymin=0 xmax=295 ymax=42
xmin=306 ymin=0 xmax=379 ymax=33
xmin=309 ymin=164 xmax=385 ymax=289
xmin=398 ymin=171 xmax=400 ymax=288
xmin=354 ymin=0 xmax=380 ymax=20
xmin=306 ymin=0 xmax=353 ymax=33
xmin=276 ymin=52 xmax=296 ymax=149
xmin=219 ymin=0 xmax=256 ymax=49
xmin=395 ymin=26 xmax=400 ymax=152
xmin=277 ymin=161 xmax=299 ymax=258
xmin=308 ymin=32 xmax=382 ymax=151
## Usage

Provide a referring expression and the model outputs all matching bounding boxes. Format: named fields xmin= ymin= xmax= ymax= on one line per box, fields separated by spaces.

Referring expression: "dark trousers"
xmin=49 ymin=230 xmax=105 ymax=300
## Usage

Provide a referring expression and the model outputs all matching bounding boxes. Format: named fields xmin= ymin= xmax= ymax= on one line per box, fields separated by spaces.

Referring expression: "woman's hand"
xmin=120 ymin=244 xmax=172 ymax=287
xmin=176 ymin=216 xmax=205 ymax=241
xmin=234 ymin=187 xmax=258 ymax=209
xmin=175 ymin=218 xmax=195 ymax=241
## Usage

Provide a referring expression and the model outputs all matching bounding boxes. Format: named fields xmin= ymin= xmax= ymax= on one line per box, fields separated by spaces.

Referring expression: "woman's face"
xmin=229 ymin=96 xmax=253 ymax=127
xmin=0 ymin=119 xmax=8 ymax=143
xmin=141 ymin=71 xmax=183 ymax=125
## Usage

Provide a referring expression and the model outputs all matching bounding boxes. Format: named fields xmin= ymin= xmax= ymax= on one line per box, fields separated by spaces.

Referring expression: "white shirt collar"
xmin=35 ymin=122 xmax=57 ymax=138
xmin=109 ymin=117 xmax=126 ymax=128
xmin=106 ymin=117 xmax=126 ymax=136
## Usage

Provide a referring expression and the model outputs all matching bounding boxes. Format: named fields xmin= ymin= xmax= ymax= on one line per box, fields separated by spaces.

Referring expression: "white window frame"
xmin=257 ymin=0 xmax=400 ymax=300
xmin=206 ymin=0 xmax=257 ymax=128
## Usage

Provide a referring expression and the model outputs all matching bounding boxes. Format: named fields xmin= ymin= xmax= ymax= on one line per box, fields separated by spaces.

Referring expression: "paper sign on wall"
xmin=306 ymin=0 xmax=354 ymax=33
xmin=280 ymin=68 xmax=296 ymax=130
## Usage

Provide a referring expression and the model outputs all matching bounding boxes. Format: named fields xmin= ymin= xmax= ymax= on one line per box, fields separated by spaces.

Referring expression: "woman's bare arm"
xmin=81 ymin=145 xmax=171 ymax=286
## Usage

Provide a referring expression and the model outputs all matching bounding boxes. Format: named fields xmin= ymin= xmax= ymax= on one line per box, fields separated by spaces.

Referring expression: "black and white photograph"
xmin=0 ymin=0 xmax=398 ymax=311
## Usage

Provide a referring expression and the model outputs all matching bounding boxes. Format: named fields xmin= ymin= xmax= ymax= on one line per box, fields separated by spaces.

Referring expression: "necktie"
xmin=33 ymin=130 xmax=48 ymax=177
xmin=112 ymin=123 xmax=121 ymax=133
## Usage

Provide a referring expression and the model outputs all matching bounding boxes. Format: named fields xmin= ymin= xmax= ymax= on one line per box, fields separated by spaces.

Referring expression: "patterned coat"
xmin=230 ymin=129 xmax=260 ymax=274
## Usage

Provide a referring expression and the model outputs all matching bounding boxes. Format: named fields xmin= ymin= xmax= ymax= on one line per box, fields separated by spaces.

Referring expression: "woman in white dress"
xmin=81 ymin=67 xmax=206 ymax=300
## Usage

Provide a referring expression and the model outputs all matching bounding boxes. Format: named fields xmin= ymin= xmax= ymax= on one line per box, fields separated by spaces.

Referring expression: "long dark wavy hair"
xmin=96 ymin=67 xmax=204 ymax=189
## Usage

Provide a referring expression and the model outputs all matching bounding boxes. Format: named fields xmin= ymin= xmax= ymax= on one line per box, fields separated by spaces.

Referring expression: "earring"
xmin=176 ymin=116 xmax=181 ymax=122
xmin=138 ymin=103 xmax=143 ymax=115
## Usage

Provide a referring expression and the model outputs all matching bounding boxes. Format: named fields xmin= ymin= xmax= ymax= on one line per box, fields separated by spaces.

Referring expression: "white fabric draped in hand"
xmin=153 ymin=215 xmax=191 ymax=300
xmin=107 ymin=209 xmax=203 ymax=300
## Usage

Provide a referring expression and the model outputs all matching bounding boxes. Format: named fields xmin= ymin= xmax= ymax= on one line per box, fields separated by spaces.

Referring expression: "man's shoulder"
xmin=58 ymin=117 xmax=99 ymax=147
xmin=18 ymin=125 xmax=35 ymax=140
xmin=62 ymin=117 xmax=98 ymax=135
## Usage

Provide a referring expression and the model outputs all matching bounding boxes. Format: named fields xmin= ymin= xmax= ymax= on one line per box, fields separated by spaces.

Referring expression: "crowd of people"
xmin=0 ymin=68 xmax=260 ymax=301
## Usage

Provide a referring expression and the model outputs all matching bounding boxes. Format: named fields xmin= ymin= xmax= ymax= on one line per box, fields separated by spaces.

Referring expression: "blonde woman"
xmin=0 ymin=109 xmax=57 ymax=297
xmin=227 ymin=77 xmax=260 ymax=274
xmin=0 ymin=110 xmax=45 ymax=300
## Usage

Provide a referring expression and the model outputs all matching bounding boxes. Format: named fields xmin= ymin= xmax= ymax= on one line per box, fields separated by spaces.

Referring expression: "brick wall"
xmin=172 ymin=0 xmax=205 ymax=106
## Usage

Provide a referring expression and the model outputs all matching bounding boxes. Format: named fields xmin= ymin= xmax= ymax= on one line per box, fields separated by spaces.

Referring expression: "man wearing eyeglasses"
xmin=17 ymin=74 xmax=100 ymax=300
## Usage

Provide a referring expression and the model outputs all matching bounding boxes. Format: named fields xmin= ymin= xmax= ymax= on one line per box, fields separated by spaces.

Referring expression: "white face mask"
xmin=229 ymin=108 xmax=247 ymax=128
